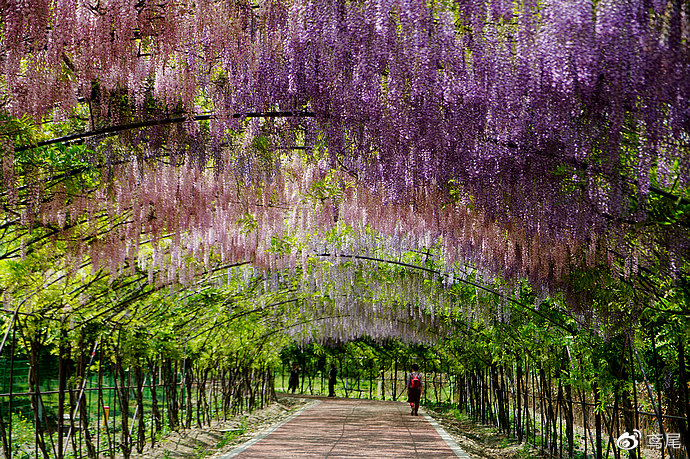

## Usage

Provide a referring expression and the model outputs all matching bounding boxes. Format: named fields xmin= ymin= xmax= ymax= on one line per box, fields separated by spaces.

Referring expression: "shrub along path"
xmin=219 ymin=396 xmax=469 ymax=458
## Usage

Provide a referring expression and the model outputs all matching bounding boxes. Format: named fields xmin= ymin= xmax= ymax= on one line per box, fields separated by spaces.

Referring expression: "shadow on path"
xmin=221 ymin=397 xmax=471 ymax=458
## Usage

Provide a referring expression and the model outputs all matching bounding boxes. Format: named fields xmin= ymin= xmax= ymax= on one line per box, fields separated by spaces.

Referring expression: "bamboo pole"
xmin=7 ymin=325 xmax=15 ymax=459
xmin=64 ymin=341 xmax=99 ymax=455
xmin=677 ymin=337 xmax=690 ymax=456
xmin=593 ymin=382 xmax=602 ymax=459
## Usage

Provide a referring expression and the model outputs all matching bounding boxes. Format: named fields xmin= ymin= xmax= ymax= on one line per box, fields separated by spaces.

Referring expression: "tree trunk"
xmin=134 ymin=366 xmax=146 ymax=454
xmin=0 ymin=390 xmax=10 ymax=459
xmin=492 ymin=364 xmax=506 ymax=432
xmin=564 ymin=378 xmax=574 ymax=458
xmin=148 ymin=360 xmax=161 ymax=444
xmin=27 ymin=337 xmax=50 ymax=459
xmin=164 ymin=359 xmax=179 ymax=430
xmin=113 ymin=358 xmax=131 ymax=459
xmin=76 ymin=335 xmax=97 ymax=459
xmin=97 ymin=349 xmax=114 ymax=459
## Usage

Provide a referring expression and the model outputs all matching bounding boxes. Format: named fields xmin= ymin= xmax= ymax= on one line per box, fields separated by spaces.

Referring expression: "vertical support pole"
xmin=594 ymin=383 xmax=603 ymax=459
xmin=393 ymin=359 xmax=398 ymax=401
xmin=517 ymin=361 xmax=523 ymax=443
xmin=678 ymin=337 xmax=690 ymax=455
xmin=0 ymin=308 xmax=19 ymax=459
xmin=582 ymin=387 xmax=588 ymax=458
xmin=531 ymin=362 xmax=537 ymax=447
xmin=57 ymin=323 xmax=66 ymax=459
xmin=8 ymin=325 xmax=15 ymax=459
xmin=635 ymin=345 xmax=676 ymax=459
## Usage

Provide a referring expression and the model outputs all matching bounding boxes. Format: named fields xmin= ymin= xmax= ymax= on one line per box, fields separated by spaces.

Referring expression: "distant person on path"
xmin=328 ymin=364 xmax=337 ymax=397
xmin=407 ymin=364 xmax=423 ymax=416
xmin=378 ymin=366 xmax=385 ymax=400
xmin=289 ymin=363 xmax=300 ymax=394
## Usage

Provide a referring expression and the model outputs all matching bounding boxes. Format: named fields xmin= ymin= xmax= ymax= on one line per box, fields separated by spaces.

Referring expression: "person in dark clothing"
xmin=378 ymin=366 xmax=385 ymax=400
xmin=288 ymin=363 xmax=300 ymax=394
xmin=407 ymin=364 xmax=423 ymax=416
xmin=328 ymin=364 xmax=337 ymax=397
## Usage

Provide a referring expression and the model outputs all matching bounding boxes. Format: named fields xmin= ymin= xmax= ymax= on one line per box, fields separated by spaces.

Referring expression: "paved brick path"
xmin=221 ymin=397 xmax=470 ymax=458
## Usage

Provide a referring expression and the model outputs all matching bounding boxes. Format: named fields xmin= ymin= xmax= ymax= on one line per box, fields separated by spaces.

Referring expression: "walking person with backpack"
xmin=407 ymin=364 xmax=423 ymax=416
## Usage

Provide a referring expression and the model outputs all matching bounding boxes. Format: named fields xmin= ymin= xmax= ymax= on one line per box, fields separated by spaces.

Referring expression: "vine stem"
xmin=14 ymin=111 xmax=316 ymax=153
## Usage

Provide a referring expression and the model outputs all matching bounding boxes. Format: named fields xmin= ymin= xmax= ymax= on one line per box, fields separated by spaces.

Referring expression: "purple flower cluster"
xmin=2 ymin=0 xmax=689 ymax=297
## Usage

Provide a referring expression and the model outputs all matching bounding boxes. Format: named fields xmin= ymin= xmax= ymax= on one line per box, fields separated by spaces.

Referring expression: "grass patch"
xmin=424 ymin=401 xmax=542 ymax=459
xmin=217 ymin=421 xmax=248 ymax=449
xmin=425 ymin=401 xmax=465 ymax=421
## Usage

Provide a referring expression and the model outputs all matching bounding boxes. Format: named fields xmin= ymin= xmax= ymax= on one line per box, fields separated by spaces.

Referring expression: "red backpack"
xmin=410 ymin=373 xmax=421 ymax=389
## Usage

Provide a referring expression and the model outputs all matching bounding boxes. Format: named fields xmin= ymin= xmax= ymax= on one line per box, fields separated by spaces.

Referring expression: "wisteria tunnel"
xmin=0 ymin=0 xmax=689 ymax=457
